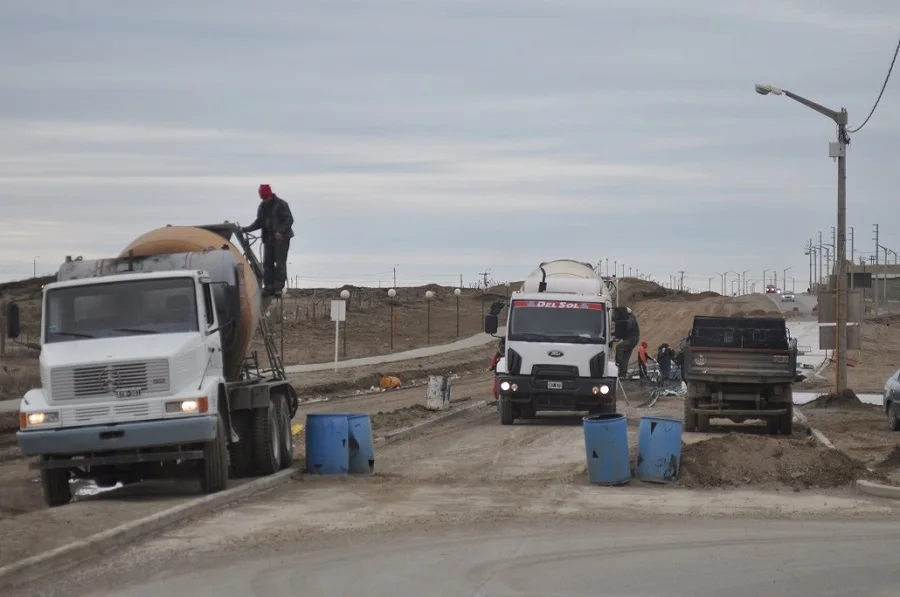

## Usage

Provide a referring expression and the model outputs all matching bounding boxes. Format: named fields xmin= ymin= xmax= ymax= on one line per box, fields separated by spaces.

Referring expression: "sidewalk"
xmin=284 ymin=327 xmax=506 ymax=373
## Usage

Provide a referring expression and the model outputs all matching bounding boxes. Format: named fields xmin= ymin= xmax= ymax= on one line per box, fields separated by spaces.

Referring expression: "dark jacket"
xmin=244 ymin=196 xmax=294 ymax=243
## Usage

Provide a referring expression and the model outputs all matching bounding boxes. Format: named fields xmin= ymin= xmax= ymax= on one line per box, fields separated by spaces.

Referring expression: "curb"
xmin=810 ymin=427 xmax=836 ymax=450
xmin=0 ymin=401 xmax=488 ymax=590
xmin=375 ymin=400 xmax=487 ymax=447
xmin=856 ymin=480 xmax=900 ymax=500
xmin=0 ymin=467 xmax=297 ymax=591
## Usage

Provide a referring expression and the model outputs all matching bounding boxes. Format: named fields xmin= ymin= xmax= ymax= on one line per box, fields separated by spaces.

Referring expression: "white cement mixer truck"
xmin=483 ymin=260 xmax=630 ymax=425
xmin=5 ymin=223 xmax=298 ymax=507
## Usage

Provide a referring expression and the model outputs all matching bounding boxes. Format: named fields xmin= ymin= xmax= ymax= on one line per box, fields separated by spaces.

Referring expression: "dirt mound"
xmin=370 ymin=404 xmax=431 ymax=431
xmin=677 ymin=434 xmax=875 ymax=490
xmin=874 ymin=445 xmax=900 ymax=471
xmin=804 ymin=389 xmax=867 ymax=410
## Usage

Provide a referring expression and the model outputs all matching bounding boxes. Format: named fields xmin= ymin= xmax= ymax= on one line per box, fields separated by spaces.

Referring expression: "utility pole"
xmin=874 ymin=224 xmax=881 ymax=306
xmin=393 ymin=266 xmax=397 ymax=288
xmin=849 ymin=227 xmax=855 ymax=289
xmin=678 ymin=271 xmax=685 ymax=291
xmin=818 ymin=231 xmax=824 ymax=286
xmin=479 ymin=269 xmax=490 ymax=289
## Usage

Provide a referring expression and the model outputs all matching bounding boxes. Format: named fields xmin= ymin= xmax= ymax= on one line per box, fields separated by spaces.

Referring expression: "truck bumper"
xmin=496 ymin=375 xmax=617 ymax=411
xmin=17 ymin=415 xmax=218 ymax=457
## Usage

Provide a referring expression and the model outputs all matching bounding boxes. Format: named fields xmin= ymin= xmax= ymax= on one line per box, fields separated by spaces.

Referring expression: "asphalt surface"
xmin=26 ymin=519 xmax=900 ymax=596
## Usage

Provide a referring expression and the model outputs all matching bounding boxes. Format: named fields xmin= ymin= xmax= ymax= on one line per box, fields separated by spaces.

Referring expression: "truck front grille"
xmin=50 ymin=360 xmax=170 ymax=400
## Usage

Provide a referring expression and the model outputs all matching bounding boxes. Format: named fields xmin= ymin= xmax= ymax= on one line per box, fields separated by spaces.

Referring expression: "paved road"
xmin=0 ymin=328 xmax=507 ymax=414
xmin=25 ymin=518 xmax=900 ymax=596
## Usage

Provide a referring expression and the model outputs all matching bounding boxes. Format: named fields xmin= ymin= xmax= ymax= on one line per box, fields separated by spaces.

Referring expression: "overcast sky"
xmin=1 ymin=0 xmax=899 ymax=292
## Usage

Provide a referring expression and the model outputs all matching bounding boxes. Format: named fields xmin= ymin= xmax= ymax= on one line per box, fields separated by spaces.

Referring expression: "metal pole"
xmin=835 ymin=115 xmax=848 ymax=393
xmin=389 ymin=301 xmax=394 ymax=350
xmin=456 ymin=294 xmax=460 ymax=337
xmin=427 ymin=300 xmax=431 ymax=344
xmin=342 ymin=320 xmax=347 ymax=357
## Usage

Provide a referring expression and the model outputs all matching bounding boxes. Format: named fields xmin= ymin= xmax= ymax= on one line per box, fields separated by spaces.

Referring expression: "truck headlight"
xmin=165 ymin=397 xmax=208 ymax=414
xmin=20 ymin=411 xmax=60 ymax=429
xmin=500 ymin=381 xmax=511 ymax=391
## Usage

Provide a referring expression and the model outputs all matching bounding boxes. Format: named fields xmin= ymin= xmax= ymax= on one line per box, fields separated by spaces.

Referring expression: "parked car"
xmin=885 ymin=369 xmax=900 ymax=431
xmin=781 ymin=292 xmax=795 ymax=302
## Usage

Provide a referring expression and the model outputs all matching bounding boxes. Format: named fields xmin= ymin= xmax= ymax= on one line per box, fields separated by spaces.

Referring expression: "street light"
xmin=741 ymin=270 xmax=750 ymax=294
xmin=783 ymin=266 xmax=792 ymax=291
xmin=756 ymin=81 xmax=849 ymax=392
xmin=425 ymin=290 xmax=435 ymax=344
xmin=716 ymin=272 xmax=727 ymax=295
xmin=387 ymin=288 xmax=397 ymax=350
xmin=340 ymin=289 xmax=350 ymax=356
xmin=762 ymin=268 xmax=771 ymax=288
xmin=33 ymin=256 xmax=39 ymax=278
xmin=454 ymin=288 xmax=462 ymax=337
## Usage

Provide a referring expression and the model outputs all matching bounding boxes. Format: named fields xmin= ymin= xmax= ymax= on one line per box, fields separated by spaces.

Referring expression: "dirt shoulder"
xmin=0 ymin=371 xmax=490 ymax=570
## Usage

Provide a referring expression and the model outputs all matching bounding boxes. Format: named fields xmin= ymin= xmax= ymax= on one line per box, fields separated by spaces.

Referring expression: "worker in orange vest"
xmin=637 ymin=340 xmax=655 ymax=380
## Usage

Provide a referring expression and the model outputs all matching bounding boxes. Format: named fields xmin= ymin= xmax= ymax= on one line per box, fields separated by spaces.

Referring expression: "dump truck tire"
xmin=682 ymin=396 xmax=697 ymax=432
xmin=276 ymin=395 xmax=294 ymax=470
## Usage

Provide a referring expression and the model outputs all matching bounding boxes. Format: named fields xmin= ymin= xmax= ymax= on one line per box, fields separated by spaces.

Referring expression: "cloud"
xmin=0 ymin=0 xmax=899 ymax=287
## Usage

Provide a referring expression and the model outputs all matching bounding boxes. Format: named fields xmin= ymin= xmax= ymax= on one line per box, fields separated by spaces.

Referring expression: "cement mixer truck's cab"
xmin=7 ymin=240 xmax=296 ymax=507
xmin=484 ymin=261 xmax=628 ymax=425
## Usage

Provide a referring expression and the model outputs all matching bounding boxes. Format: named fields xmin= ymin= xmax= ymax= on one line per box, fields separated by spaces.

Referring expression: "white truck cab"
xmin=484 ymin=260 xmax=629 ymax=425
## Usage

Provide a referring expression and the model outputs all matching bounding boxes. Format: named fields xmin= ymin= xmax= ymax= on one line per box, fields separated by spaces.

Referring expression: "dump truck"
xmin=483 ymin=259 xmax=630 ymax=425
xmin=682 ymin=315 xmax=796 ymax=435
xmin=5 ymin=223 xmax=298 ymax=507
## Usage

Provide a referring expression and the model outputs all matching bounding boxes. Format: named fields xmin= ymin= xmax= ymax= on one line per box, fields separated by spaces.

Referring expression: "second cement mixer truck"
xmin=5 ymin=223 xmax=298 ymax=507
xmin=483 ymin=260 xmax=630 ymax=425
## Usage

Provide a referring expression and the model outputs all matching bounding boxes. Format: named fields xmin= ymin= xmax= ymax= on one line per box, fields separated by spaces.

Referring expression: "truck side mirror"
xmin=484 ymin=314 xmax=498 ymax=335
xmin=6 ymin=302 xmax=20 ymax=339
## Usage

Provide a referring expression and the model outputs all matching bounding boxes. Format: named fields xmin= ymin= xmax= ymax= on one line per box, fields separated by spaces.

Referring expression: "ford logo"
xmin=547 ymin=350 xmax=564 ymax=358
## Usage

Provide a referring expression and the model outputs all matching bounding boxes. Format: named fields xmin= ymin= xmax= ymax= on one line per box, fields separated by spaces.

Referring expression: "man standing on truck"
xmin=615 ymin=307 xmax=640 ymax=377
xmin=242 ymin=184 xmax=294 ymax=297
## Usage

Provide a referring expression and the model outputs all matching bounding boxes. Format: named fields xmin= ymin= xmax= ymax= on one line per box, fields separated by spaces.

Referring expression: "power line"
xmin=848 ymin=35 xmax=900 ymax=134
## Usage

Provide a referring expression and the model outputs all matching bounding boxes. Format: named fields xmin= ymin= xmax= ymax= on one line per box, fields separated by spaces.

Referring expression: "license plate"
xmin=547 ymin=381 xmax=563 ymax=390
xmin=772 ymin=355 xmax=789 ymax=364
xmin=116 ymin=388 xmax=143 ymax=399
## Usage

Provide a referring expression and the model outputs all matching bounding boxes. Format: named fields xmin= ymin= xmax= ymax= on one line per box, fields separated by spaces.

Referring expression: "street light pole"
xmin=755 ymin=83 xmax=848 ymax=393
xmin=425 ymin=290 xmax=435 ymax=344
xmin=454 ymin=288 xmax=462 ymax=337
xmin=387 ymin=288 xmax=397 ymax=350
xmin=741 ymin=270 xmax=750 ymax=294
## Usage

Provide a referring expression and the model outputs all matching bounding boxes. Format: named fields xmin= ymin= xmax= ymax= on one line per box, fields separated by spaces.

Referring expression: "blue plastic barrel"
xmin=305 ymin=413 xmax=350 ymax=474
xmin=635 ymin=416 xmax=683 ymax=483
xmin=582 ymin=413 xmax=631 ymax=486
xmin=347 ymin=413 xmax=375 ymax=475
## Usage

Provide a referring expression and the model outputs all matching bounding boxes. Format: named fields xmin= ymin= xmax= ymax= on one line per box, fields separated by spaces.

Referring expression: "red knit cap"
xmin=258 ymin=184 xmax=273 ymax=199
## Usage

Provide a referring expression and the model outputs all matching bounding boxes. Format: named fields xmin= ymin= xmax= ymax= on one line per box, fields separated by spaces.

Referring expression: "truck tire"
xmin=253 ymin=399 xmax=282 ymax=475
xmin=696 ymin=414 xmax=710 ymax=433
xmin=201 ymin=418 xmax=229 ymax=494
xmin=499 ymin=399 xmax=515 ymax=425
xmin=39 ymin=458 xmax=72 ymax=508
xmin=889 ymin=402 xmax=900 ymax=432
xmin=228 ymin=412 xmax=255 ymax=478
xmin=275 ymin=395 xmax=294 ymax=470
xmin=682 ymin=397 xmax=697 ymax=432
xmin=766 ymin=414 xmax=780 ymax=435
xmin=780 ymin=403 xmax=794 ymax=436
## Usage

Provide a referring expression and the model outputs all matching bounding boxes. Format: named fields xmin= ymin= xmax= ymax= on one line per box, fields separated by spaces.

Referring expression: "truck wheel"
xmin=889 ymin=402 xmax=900 ymax=432
xmin=228 ymin=412 xmax=255 ymax=478
xmin=499 ymin=399 xmax=515 ymax=425
xmin=766 ymin=415 xmax=780 ymax=435
xmin=201 ymin=418 xmax=229 ymax=494
xmin=275 ymin=395 xmax=294 ymax=469
xmin=39 ymin=458 xmax=72 ymax=508
xmin=252 ymin=399 xmax=282 ymax=475
xmin=682 ymin=397 xmax=697 ymax=432
xmin=780 ymin=403 xmax=794 ymax=436
xmin=696 ymin=414 xmax=710 ymax=433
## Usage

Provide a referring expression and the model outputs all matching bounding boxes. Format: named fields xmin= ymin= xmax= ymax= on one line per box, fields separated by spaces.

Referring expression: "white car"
xmin=781 ymin=292 xmax=795 ymax=302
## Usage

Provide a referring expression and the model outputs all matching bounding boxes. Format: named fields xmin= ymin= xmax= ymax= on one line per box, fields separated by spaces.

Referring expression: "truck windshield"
xmin=44 ymin=277 xmax=199 ymax=344
xmin=508 ymin=300 xmax=605 ymax=344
